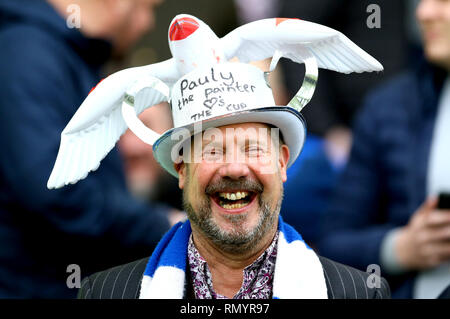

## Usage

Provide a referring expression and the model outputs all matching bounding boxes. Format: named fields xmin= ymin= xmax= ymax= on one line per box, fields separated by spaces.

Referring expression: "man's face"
xmin=175 ymin=122 xmax=290 ymax=254
xmin=417 ymin=0 xmax=450 ymax=69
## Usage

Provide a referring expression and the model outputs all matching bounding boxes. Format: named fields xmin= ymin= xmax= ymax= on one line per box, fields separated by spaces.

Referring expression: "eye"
xmin=246 ymin=145 xmax=264 ymax=156
xmin=202 ymin=147 xmax=223 ymax=160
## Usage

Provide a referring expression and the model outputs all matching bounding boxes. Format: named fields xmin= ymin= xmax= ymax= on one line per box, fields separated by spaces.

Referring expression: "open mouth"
xmin=210 ymin=191 xmax=257 ymax=210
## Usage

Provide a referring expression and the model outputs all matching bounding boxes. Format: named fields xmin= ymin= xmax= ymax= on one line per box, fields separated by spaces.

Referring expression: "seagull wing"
xmin=47 ymin=59 xmax=176 ymax=189
xmin=220 ymin=18 xmax=383 ymax=73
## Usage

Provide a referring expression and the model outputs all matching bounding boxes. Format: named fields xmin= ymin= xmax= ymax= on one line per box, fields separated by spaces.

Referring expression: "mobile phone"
xmin=437 ymin=193 xmax=450 ymax=209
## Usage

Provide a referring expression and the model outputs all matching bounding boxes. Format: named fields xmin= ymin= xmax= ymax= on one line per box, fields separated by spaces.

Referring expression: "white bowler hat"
xmin=47 ymin=14 xmax=383 ymax=189
xmin=151 ymin=61 xmax=307 ymax=177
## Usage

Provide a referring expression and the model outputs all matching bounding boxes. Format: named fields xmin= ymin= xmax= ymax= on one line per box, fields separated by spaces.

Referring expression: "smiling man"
xmin=179 ymin=122 xmax=287 ymax=298
xmin=45 ymin=14 xmax=391 ymax=299
xmin=75 ymin=61 xmax=390 ymax=298
xmin=76 ymin=102 xmax=390 ymax=299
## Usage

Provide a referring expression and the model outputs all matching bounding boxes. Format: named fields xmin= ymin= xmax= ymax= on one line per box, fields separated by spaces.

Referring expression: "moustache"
xmin=204 ymin=178 xmax=264 ymax=195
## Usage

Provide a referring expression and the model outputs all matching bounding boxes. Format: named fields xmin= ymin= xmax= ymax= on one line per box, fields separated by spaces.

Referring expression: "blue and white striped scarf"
xmin=139 ymin=216 xmax=327 ymax=299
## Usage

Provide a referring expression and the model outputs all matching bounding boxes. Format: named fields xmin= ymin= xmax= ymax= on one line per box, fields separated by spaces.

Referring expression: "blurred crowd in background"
xmin=0 ymin=0 xmax=449 ymax=299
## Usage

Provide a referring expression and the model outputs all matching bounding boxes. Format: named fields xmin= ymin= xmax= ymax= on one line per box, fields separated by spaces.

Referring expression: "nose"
xmin=416 ymin=0 xmax=439 ymax=23
xmin=218 ymin=162 xmax=250 ymax=180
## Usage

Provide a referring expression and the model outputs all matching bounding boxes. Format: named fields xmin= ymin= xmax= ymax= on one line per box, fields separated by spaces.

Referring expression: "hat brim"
xmin=152 ymin=106 xmax=306 ymax=177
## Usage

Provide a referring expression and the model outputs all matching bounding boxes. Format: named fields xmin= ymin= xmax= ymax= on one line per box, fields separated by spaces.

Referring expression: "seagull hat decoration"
xmin=47 ymin=14 xmax=383 ymax=189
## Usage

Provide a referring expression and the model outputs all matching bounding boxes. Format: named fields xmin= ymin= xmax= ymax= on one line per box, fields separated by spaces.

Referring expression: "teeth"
xmin=221 ymin=203 xmax=247 ymax=210
xmin=219 ymin=191 xmax=249 ymax=201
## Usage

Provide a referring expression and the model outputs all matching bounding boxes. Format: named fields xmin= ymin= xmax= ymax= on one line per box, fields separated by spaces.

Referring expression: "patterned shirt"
xmin=187 ymin=231 xmax=279 ymax=299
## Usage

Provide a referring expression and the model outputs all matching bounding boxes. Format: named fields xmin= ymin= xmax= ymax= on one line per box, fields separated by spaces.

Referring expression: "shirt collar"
xmin=187 ymin=231 xmax=279 ymax=299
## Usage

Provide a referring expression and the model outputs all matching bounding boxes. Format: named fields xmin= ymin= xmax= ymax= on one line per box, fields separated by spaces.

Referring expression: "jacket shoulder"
xmin=319 ymin=256 xmax=391 ymax=299
xmin=78 ymin=257 xmax=148 ymax=299
xmin=77 ymin=255 xmax=391 ymax=299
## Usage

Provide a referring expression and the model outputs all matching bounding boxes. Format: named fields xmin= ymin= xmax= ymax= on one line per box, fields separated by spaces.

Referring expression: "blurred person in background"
xmin=317 ymin=0 xmax=450 ymax=298
xmin=118 ymin=104 xmax=183 ymax=210
xmin=0 ymin=0 xmax=184 ymax=298
xmin=277 ymin=1 xmax=411 ymax=224
xmin=278 ymin=0 xmax=411 ymax=137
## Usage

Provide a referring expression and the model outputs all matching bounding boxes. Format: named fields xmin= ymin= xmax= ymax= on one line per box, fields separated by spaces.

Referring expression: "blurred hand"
xmin=395 ymin=197 xmax=450 ymax=270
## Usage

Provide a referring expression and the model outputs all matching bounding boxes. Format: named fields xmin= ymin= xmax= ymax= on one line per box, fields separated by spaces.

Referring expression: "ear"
xmin=174 ymin=162 xmax=187 ymax=189
xmin=278 ymin=145 xmax=290 ymax=183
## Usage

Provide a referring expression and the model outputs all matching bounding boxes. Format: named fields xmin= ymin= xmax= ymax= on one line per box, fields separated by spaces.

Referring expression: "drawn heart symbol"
xmin=203 ymin=97 xmax=218 ymax=109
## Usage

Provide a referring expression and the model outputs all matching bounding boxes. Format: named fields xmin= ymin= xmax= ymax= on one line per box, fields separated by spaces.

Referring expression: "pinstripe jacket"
xmin=77 ymin=256 xmax=390 ymax=299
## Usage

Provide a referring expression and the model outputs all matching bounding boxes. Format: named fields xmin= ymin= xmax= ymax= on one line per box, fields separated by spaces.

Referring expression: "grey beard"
xmin=183 ymin=179 xmax=283 ymax=255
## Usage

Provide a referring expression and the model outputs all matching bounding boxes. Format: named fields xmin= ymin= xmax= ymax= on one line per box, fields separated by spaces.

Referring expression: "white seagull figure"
xmin=47 ymin=14 xmax=382 ymax=189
